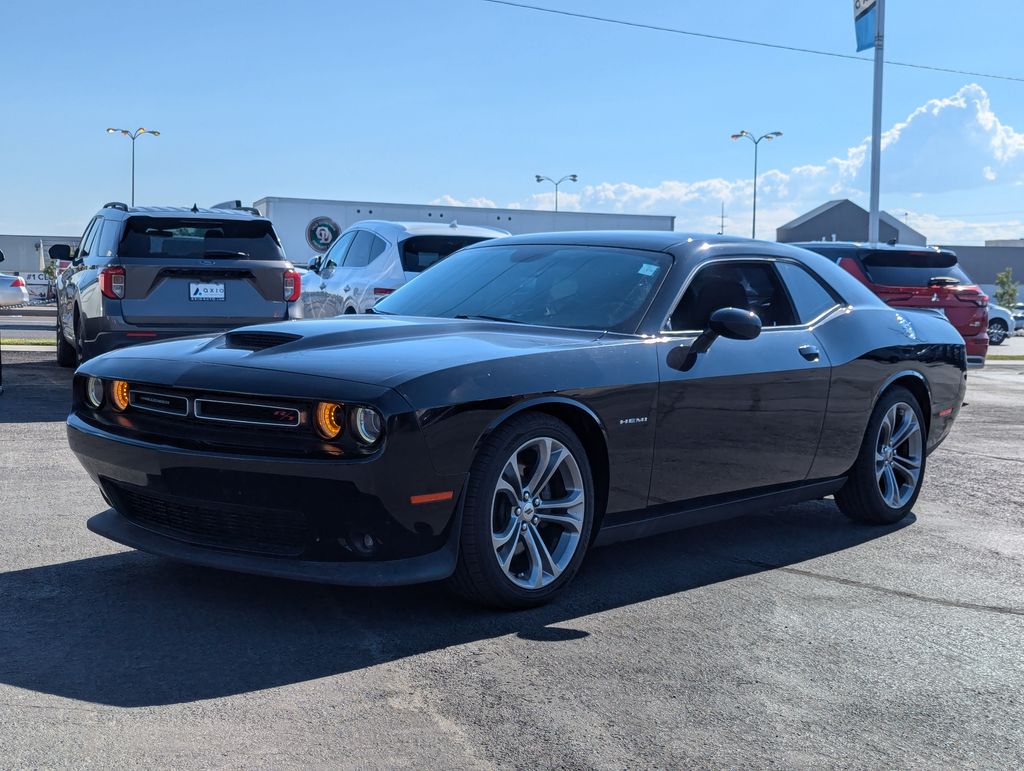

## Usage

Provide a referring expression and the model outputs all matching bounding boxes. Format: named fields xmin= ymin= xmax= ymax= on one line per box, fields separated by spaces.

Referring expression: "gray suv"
xmin=54 ymin=203 xmax=302 ymax=365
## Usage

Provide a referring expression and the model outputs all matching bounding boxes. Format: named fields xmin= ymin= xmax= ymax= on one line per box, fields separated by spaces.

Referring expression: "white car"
xmin=301 ymin=221 xmax=507 ymax=317
xmin=987 ymin=303 xmax=1016 ymax=345
xmin=0 ymin=250 xmax=30 ymax=307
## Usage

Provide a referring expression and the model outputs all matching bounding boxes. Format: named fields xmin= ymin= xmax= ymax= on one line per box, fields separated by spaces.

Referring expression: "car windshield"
xmin=861 ymin=250 xmax=972 ymax=287
xmin=375 ymin=243 xmax=671 ymax=333
xmin=119 ymin=217 xmax=285 ymax=260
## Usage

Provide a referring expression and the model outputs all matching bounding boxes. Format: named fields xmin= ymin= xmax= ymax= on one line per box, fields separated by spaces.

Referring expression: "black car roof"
xmin=470 ymin=230 xmax=751 ymax=252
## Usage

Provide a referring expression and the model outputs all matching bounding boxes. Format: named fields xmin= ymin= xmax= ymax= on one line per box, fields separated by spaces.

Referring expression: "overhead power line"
xmin=479 ymin=0 xmax=1024 ymax=83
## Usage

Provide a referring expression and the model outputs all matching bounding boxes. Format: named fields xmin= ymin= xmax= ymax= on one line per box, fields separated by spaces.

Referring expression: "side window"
xmin=775 ymin=261 xmax=842 ymax=324
xmin=342 ymin=230 xmax=375 ymax=268
xmin=95 ymin=220 xmax=121 ymax=258
xmin=368 ymin=234 xmax=388 ymax=262
xmin=322 ymin=231 xmax=356 ymax=270
xmin=667 ymin=261 xmax=798 ymax=332
xmin=77 ymin=217 xmax=100 ymax=258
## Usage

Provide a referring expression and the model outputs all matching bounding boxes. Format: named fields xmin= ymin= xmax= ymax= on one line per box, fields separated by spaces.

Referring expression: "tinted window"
xmin=376 ymin=244 xmax=670 ymax=333
xmin=323 ymin=231 xmax=356 ymax=270
xmin=118 ymin=217 xmax=285 ymax=261
xmin=776 ymin=261 xmax=841 ymax=323
xmin=78 ymin=217 xmax=100 ymax=257
xmin=342 ymin=231 xmax=376 ymax=268
xmin=861 ymin=250 xmax=972 ymax=287
xmin=401 ymin=235 xmax=491 ymax=273
xmin=668 ymin=261 xmax=797 ymax=331
xmin=94 ymin=220 xmax=120 ymax=258
xmin=369 ymin=234 xmax=388 ymax=261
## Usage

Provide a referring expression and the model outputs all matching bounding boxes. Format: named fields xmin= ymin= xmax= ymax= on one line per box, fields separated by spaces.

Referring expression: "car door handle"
xmin=798 ymin=344 xmax=820 ymax=361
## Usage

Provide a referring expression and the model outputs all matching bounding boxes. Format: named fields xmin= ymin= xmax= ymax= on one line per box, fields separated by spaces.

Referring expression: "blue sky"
xmin=1 ymin=0 xmax=1022 ymax=243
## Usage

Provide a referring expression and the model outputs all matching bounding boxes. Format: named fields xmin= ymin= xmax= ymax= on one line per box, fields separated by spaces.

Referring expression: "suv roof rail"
xmin=103 ymin=201 xmax=129 ymax=212
xmin=237 ymin=206 xmax=262 ymax=216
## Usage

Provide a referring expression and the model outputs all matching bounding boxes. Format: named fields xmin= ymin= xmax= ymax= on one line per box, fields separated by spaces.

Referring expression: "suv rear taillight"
xmin=283 ymin=269 xmax=301 ymax=302
xmin=372 ymin=287 xmax=395 ymax=297
xmin=954 ymin=290 xmax=988 ymax=307
xmin=10 ymin=276 xmax=26 ymax=288
xmin=99 ymin=267 xmax=125 ymax=299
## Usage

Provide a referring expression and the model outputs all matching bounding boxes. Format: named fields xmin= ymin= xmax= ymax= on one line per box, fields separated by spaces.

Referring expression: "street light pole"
xmin=535 ymin=174 xmax=578 ymax=212
xmin=106 ymin=127 xmax=161 ymax=206
xmin=730 ymin=130 xmax=782 ymax=239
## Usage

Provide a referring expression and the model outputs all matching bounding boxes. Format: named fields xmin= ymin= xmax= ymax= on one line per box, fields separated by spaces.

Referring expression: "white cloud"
xmin=435 ymin=84 xmax=1024 ymax=243
xmin=429 ymin=194 xmax=499 ymax=208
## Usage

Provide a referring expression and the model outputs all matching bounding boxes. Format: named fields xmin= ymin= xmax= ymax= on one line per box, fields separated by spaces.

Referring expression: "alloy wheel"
xmin=875 ymin=401 xmax=923 ymax=509
xmin=491 ymin=436 xmax=585 ymax=590
xmin=988 ymin=322 xmax=1006 ymax=345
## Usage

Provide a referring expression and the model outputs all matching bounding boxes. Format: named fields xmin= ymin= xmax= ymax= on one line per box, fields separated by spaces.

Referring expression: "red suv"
xmin=795 ymin=243 xmax=988 ymax=368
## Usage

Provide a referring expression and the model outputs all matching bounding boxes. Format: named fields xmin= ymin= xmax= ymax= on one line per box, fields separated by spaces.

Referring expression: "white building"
xmin=254 ymin=196 xmax=675 ymax=262
xmin=0 ymin=234 xmax=81 ymax=301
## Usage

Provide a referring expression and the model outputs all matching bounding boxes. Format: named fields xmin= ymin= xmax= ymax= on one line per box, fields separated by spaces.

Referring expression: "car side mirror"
xmin=48 ymin=244 xmax=71 ymax=262
xmin=667 ymin=307 xmax=761 ymax=372
xmin=307 ymin=256 xmax=320 ymax=273
xmin=708 ymin=307 xmax=761 ymax=341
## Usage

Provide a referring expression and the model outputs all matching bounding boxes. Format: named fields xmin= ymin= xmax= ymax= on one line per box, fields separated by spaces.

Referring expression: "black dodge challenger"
xmin=68 ymin=232 xmax=966 ymax=608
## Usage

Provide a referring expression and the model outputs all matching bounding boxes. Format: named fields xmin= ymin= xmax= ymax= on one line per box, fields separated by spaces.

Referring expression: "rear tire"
xmin=835 ymin=386 xmax=926 ymax=525
xmin=988 ymin=319 xmax=1008 ymax=346
xmin=449 ymin=413 xmax=594 ymax=609
xmin=56 ymin=314 xmax=76 ymax=368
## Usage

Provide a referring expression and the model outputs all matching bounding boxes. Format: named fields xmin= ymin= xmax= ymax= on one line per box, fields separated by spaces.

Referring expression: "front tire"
xmin=450 ymin=413 xmax=594 ymax=609
xmin=835 ymin=386 xmax=926 ymax=525
xmin=988 ymin=319 xmax=1008 ymax=346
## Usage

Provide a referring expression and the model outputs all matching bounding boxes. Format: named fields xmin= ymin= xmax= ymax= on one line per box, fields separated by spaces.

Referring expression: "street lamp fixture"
xmin=106 ymin=127 xmax=161 ymax=206
xmin=535 ymin=173 xmax=578 ymax=212
xmin=730 ymin=130 xmax=782 ymax=239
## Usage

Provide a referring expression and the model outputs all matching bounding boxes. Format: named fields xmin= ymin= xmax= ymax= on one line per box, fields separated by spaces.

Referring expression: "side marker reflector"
xmin=410 ymin=491 xmax=454 ymax=505
xmin=938 ymin=407 xmax=953 ymax=417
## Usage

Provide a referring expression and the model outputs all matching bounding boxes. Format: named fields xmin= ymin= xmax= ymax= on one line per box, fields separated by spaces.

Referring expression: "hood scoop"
xmin=225 ymin=331 xmax=302 ymax=351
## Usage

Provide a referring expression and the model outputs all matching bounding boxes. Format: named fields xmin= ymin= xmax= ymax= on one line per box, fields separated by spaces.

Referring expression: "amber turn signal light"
xmin=111 ymin=380 xmax=130 ymax=411
xmin=315 ymin=402 xmax=343 ymax=439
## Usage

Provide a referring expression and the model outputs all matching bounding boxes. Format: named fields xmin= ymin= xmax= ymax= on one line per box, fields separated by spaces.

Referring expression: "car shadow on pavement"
xmin=0 ymin=354 xmax=73 ymax=423
xmin=0 ymin=504 xmax=913 ymax=707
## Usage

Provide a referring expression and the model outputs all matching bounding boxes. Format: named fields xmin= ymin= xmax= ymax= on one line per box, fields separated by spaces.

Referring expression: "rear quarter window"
xmin=401 ymin=235 xmax=491 ymax=273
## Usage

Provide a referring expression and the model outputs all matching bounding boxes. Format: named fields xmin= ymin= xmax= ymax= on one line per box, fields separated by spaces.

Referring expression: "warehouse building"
xmin=776 ymin=199 xmax=926 ymax=246
xmin=254 ymin=196 xmax=675 ymax=262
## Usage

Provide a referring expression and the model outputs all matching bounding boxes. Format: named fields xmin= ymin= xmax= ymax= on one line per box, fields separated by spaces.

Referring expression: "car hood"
xmin=92 ymin=315 xmax=608 ymax=389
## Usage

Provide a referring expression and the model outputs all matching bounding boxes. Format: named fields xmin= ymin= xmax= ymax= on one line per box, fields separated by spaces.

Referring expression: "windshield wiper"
xmin=454 ymin=314 xmax=525 ymax=324
xmin=366 ymin=307 xmax=393 ymax=315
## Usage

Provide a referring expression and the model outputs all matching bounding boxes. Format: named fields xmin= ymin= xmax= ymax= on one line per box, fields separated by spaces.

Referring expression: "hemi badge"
xmin=410 ymin=491 xmax=454 ymax=505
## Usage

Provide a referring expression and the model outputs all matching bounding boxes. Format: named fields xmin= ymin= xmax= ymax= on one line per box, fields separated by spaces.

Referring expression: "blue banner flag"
xmin=854 ymin=0 xmax=877 ymax=51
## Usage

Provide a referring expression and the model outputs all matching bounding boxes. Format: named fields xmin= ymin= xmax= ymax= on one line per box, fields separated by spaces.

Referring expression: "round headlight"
xmin=315 ymin=401 xmax=344 ymax=439
xmin=351 ymin=406 xmax=383 ymax=445
xmin=85 ymin=377 xmax=105 ymax=408
xmin=111 ymin=380 xmax=130 ymax=412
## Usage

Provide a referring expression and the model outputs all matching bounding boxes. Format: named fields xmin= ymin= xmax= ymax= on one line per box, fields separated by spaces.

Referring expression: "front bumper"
xmin=67 ymin=415 xmax=465 ymax=586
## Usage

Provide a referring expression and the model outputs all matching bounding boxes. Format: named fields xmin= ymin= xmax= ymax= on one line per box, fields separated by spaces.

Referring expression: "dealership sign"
xmin=306 ymin=217 xmax=340 ymax=253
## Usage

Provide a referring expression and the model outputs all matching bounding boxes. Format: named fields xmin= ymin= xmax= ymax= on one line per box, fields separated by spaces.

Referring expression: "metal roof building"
xmin=777 ymin=200 xmax=926 ymax=246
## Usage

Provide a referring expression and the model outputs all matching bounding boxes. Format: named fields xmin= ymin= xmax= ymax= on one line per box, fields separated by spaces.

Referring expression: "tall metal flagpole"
xmin=867 ymin=0 xmax=885 ymax=244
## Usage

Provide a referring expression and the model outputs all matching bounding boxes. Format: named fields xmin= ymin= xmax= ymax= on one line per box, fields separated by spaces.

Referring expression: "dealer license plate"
xmin=189 ymin=282 xmax=225 ymax=301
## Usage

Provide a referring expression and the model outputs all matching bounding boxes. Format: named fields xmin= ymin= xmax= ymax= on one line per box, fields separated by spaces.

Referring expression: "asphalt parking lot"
xmin=0 ymin=351 xmax=1021 ymax=768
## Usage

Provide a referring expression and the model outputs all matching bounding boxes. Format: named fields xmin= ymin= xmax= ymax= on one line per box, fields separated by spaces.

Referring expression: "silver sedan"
xmin=0 ymin=273 xmax=30 ymax=307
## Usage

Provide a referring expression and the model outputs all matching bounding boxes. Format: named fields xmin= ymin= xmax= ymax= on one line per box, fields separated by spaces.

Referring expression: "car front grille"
xmin=108 ymin=481 xmax=309 ymax=557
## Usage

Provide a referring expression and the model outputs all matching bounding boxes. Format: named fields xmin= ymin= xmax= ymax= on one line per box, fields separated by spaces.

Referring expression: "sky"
xmin=1 ymin=0 xmax=1023 ymax=244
